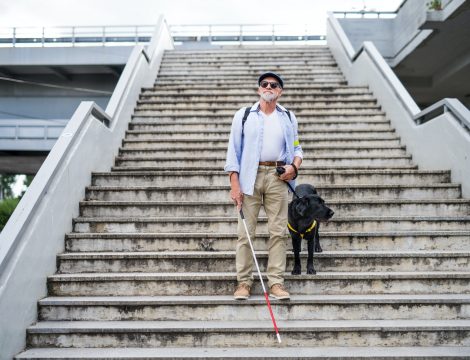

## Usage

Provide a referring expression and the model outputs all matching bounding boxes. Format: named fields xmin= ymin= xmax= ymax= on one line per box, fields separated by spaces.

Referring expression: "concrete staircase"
xmin=16 ymin=46 xmax=470 ymax=359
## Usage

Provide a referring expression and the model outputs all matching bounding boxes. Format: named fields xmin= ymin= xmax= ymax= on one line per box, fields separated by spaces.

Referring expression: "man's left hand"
xmin=279 ymin=165 xmax=296 ymax=181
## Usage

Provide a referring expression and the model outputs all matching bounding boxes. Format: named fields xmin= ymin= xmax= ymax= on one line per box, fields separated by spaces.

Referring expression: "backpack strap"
xmin=241 ymin=107 xmax=251 ymax=138
xmin=285 ymin=110 xmax=291 ymax=121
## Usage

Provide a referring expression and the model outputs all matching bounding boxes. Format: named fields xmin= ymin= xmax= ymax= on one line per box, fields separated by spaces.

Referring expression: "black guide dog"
xmin=286 ymin=183 xmax=334 ymax=275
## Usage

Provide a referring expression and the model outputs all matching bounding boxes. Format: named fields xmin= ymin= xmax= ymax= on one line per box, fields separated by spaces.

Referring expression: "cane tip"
xmin=276 ymin=333 xmax=282 ymax=344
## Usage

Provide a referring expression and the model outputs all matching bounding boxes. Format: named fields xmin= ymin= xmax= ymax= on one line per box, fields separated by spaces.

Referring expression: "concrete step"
xmin=114 ymin=156 xmax=415 ymax=168
xmin=134 ymin=102 xmax=380 ymax=110
xmin=121 ymin=137 xmax=402 ymax=148
xmin=148 ymin=85 xmax=355 ymax=92
xmin=65 ymin=231 xmax=470 ymax=252
xmin=163 ymin=47 xmax=331 ymax=53
xmin=72 ymin=216 xmax=470 ymax=233
xmin=162 ymin=57 xmax=337 ymax=64
xmin=129 ymin=123 xmax=392 ymax=133
xmin=157 ymin=70 xmax=343 ymax=76
xmin=78 ymin=199 xmax=470 ymax=218
xmin=159 ymin=59 xmax=336 ymax=66
xmin=111 ymin=165 xmax=420 ymax=173
xmin=138 ymin=94 xmax=377 ymax=102
xmin=124 ymin=129 xmax=395 ymax=140
xmin=14 ymin=346 xmax=470 ymax=359
xmin=131 ymin=109 xmax=385 ymax=117
xmin=56 ymin=251 xmax=470 ymax=274
xmin=131 ymin=115 xmax=388 ymax=123
xmin=160 ymin=55 xmax=335 ymax=61
xmin=27 ymin=320 xmax=470 ymax=348
xmin=91 ymin=169 xmax=451 ymax=187
xmin=159 ymin=58 xmax=336 ymax=64
xmin=154 ymin=77 xmax=346 ymax=84
xmin=163 ymin=47 xmax=331 ymax=55
xmin=46 ymin=272 xmax=470 ymax=296
xmin=37 ymin=294 xmax=470 ymax=321
xmin=158 ymin=66 xmax=340 ymax=72
xmin=119 ymin=146 xmax=408 ymax=158
xmin=130 ymin=116 xmax=386 ymax=125
xmin=141 ymin=87 xmax=371 ymax=95
xmin=85 ymin=184 xmax=461 ymax=202
xmin=142 ymin=85 xmax=369 ymax=93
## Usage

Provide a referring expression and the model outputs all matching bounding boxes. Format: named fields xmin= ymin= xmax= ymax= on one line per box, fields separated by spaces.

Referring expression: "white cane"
xmin=239 ymin=208 xmax=282 ymax=344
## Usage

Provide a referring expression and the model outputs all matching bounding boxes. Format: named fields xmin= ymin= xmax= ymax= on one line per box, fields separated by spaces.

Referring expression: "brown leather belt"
xmin=259 ymin=161 xmax=286 ymax=166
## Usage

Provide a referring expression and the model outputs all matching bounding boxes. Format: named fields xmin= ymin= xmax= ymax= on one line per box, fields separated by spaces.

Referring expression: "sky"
xmin=0 ymin=0 xmax=403 ymax=33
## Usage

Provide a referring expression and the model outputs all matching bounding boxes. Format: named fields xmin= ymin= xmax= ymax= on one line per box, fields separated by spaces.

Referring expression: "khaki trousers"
xmin=236 ymin=166 xmax=289 ymax=288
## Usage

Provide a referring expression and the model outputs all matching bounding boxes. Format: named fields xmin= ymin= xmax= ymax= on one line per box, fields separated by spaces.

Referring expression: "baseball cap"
xmin=258 ymin=72 xmax=284 ymax=88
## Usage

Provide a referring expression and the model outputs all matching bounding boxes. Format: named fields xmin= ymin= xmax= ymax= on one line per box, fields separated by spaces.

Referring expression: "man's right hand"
xmin=230 ymin=186 xmax=243 ymax=210
xmin=229 ymin=172 xmax=243 ymax=210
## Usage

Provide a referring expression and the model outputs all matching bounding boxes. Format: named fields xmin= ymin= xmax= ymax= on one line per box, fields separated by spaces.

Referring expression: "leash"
xmin=275 ymin=166 xmax=300 ymax=198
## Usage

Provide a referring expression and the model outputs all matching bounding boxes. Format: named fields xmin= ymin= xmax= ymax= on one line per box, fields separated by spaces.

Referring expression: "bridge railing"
xmin=0 ymin=16 xmax=173 ymax=360
xmin=0 ymin=119 xmax=67 ymax=151
xmin=0 ymin=23 xmax=326 ymax=47
xmin=0 ymin=25 xmax=155 ymax=47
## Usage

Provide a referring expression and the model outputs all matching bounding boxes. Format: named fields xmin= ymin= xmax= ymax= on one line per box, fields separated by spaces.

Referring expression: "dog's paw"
xmin=291 ymin=267 xmax=301 ymax=275
xmin=315 ymin=245 xmax=323 ymax=253
xmin=306 ymin=268 xmax=317 ymax=275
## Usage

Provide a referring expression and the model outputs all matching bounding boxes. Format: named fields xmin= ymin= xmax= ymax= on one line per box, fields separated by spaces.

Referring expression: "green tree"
xmin=20 ymin=175 xmax=35 ymax=198
xmin=0 ymin=174 xmax=17 ymax=199
xmin=0 ymin=198 xmax=20 ymax=231
xmin=0 ymin=175 xmax=34 ymax=232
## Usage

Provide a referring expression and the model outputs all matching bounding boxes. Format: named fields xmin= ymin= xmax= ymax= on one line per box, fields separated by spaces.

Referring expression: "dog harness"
xmin=287 ymin=220 xmax=317 ymax=239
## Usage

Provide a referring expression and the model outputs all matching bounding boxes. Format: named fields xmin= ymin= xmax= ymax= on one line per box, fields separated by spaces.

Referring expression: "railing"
xmin=332 ymin=0 xmax=408 ymax=18
xmin=332 ymin=11 xmax=398 ymax=18
xmin=169 ymin=24 xmax=326 ymax=45
xmin=0 ymin=120 xmax=67 ymax=151
xmin=414 ymin=98 xmax=470 ymax=132
xmin=0 ymin=24 xmax=326 ymax=47
xmin=0 ymin=25 xmax=155 ymax=47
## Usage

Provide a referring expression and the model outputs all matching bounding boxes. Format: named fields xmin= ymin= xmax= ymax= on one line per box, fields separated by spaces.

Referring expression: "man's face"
xmin=257 ymin=76 xmax=283 ymax=103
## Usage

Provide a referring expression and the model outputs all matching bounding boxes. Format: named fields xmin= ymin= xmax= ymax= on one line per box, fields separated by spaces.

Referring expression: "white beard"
xmin=260 ymin=92 xmax=278 ymax=102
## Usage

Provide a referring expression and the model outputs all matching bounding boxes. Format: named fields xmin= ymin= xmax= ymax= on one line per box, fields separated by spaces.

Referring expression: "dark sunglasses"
xmin=260 ymin=81 xmax=281 ymax=89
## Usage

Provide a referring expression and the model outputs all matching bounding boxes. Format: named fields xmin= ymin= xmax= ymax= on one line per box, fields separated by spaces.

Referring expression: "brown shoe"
xmin=234 ymin=283 xmax=251 ymax=300
xmin=269 ymin=283 xmax=290 ymax=300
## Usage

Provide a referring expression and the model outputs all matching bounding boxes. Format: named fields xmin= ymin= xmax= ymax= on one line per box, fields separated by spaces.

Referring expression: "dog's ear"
xmin=294 ymin=197 xmax=309 ymax=217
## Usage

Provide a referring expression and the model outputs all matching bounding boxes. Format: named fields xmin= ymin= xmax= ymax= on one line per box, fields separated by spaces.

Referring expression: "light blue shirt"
xmin=224 ymin=101 xmax=303 ymax=196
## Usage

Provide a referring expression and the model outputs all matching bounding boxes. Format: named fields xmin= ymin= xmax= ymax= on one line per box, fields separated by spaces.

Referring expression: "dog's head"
xmin=292 ymin=194 xmax=334 ymax=222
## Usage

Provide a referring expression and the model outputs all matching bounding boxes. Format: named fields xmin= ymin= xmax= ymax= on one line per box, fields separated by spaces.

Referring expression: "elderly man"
xmin=224 ymin=72 xmax=303 ymax=300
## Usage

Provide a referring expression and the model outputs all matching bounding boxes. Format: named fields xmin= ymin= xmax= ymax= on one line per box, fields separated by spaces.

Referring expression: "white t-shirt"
xmin=259 ymin=111 xmax=286 ymax=162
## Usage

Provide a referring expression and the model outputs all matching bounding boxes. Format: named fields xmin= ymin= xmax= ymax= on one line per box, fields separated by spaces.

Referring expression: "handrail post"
xmin=41 ymin=27 xmax=45 ymax=47
xmin=272 ymin=24 xmax=275 ymax=45
xmin=240 ymin=25 xmax=243 ymax=46
xmin=12 ymin=27 xmax=16 ymax=47
xmin=102 ymin=26 xmax=106 ymax=46
xmin=72 ymin=27 xmax=75 ymax=47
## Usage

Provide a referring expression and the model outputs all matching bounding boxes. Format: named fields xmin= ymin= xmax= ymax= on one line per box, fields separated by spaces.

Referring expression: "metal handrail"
xmin=0 ymin=23 xmax=326 ymax=47
xmin=332 ymin=11 xmax=398 ymax=18
xmin=0 ymin=25 xmax=155 ymax=47
xmin=414 ymin=98 xmax=470 ymax=132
